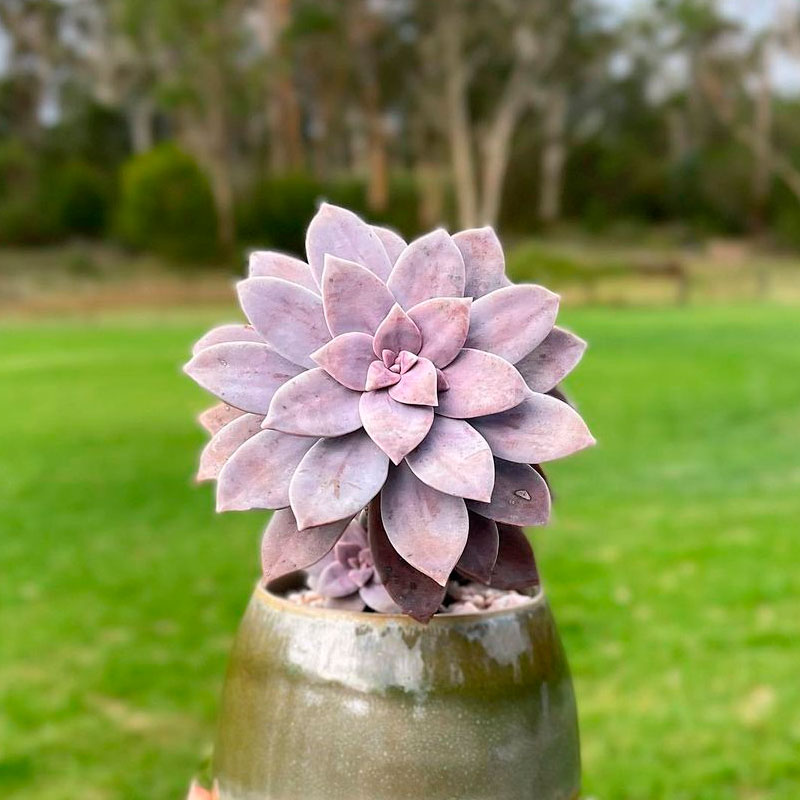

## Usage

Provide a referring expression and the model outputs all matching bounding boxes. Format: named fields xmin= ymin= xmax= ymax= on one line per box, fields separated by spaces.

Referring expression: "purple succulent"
xmin=304 ymin=519 xmax=401 ymax=613
xmin=185 ymin=203 xmax=595 ymax=622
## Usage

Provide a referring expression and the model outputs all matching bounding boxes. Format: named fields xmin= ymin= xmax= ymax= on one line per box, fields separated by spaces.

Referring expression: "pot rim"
xmin=258 ymin=577 xmax=545 ymax=626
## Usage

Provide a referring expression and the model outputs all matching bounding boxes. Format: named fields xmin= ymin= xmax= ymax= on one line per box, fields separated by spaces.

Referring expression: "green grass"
xmin=1 ymin=304 xmax=798 ymax=799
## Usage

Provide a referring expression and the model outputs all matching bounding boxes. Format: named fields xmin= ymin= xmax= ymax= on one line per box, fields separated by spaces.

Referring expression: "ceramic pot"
xmin=213 ymin=576 xmax=580 ymax=800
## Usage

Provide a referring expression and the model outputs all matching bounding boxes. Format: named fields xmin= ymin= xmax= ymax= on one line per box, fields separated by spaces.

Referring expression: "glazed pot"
xmin=212 ymin=576 xmax=580 ymax=800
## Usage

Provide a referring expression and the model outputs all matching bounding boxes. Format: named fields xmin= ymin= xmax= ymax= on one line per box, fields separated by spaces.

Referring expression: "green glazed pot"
xmin=213 ymin=577 xmax=580 ymax=800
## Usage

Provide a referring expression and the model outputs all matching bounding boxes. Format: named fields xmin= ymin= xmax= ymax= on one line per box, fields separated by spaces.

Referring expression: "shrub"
xmin=116 ymin=144 xmax=218 ymax=262
xmin=0 ymin=139 xmax=59 ymax=244
xmin=237 ymin=171 xmax=426 ymax=256
xmin=45 ymin=160 xmax=111 ymax=237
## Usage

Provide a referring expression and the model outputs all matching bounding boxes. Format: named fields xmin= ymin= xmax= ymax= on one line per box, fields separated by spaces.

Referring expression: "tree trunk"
xmin=366 ymin=110 xmax=389 ymax=212
xmin=130 ymin=95 xmax=154 ymax=154
xmin=265 ymin=0 xmax=304 ymax=172
xmin=539 ymin=86 xmax=568 ymax=225
xmin=750 ymin=47 xmax=772 ymax=234
xmin=440 ymin=9 xmax=478 ymax=229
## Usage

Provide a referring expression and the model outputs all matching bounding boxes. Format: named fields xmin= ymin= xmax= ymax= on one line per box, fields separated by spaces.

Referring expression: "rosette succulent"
xmin=186 ymin=203 xmax=594 ymax=622
xmin=303 ymin=518 xmax=401 ymax=613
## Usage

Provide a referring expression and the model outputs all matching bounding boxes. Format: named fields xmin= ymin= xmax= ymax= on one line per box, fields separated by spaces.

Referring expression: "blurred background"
xmin=1 ymin=0 xmax=798 ymax=798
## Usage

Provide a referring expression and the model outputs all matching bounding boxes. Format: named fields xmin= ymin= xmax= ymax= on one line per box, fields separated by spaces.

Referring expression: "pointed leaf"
xmin=372 ymin=225 xmax=407 ymax=265
xmin=289 ymin=430 xmax=389 ymax=529
xmin=407 ymin=297 xmax=472 ymax=368
xmin=264 ymin=368 xmax=362 ymax=437
xmin=438 ymin=349 xmax=529 ymax=418
xmin=491 ymin=524 xmax=540 ymax=590
xmin=360 ymin=390 xmax=433 ymax=465
xmin=216 ymin=429 xmax=317 ymax=511
xmin=471 ymin=393 xmax=595 ymax=464
xmin=306 ymin=202 xmax=392 ymax=283
xmin=364 ymin=360 xmax=401 ymax=391
xmin=311 ymin=332 xmax=375 ymax=391
xmin=380 ymin=461 xmax=468 ymax=586
xmin=388 ymin=357 xmax=438 ymax=406
xmin=198 ymin=403 xmax=244 ymax=435
xmin=387 ymin=229 xmax=466 ymax=309
xmin=372 ymin=303 xmax=422 ymax=356
xmin=261 ymin=509 xmax=354 ymax=581
xmin=456 ymin=512 xmax=500 ymax=584
xmin=192 ymin=323 xmax=263 ymax=355
xmin=197 ymin=413 xmax=263 ymax=482
xmin=467 ymin=459 xmax=551 ymax=527
xmin=248 ymin=251 xmax=319 ymax=293
xmin=321 ymin=255 xmax=396 ymax=336
xmin=514 ymin=326 xmax=587 ymax=393
xmin=368 ymin=499 xmax=447 ymax=623
xmin=238 ymin=277 xmax=330 ymax=368
xmin=466 ymin=285 xmax=559 ymax=364
xmin=184 ymin=342 xmax=304 ymax=414
xmin=452 ymin=226 xmax=510 ymax=298
xmin=405 ymin=416 xmax=494 ymax=502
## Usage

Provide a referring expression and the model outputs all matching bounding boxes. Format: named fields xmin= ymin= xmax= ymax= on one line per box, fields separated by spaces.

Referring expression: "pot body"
xmin=213 ymin=581 xmax=580 ymax=800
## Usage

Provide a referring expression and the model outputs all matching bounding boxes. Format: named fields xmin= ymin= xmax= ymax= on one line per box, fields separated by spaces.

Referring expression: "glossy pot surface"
xmin=213 ymin=579 xmax=580 ymax=800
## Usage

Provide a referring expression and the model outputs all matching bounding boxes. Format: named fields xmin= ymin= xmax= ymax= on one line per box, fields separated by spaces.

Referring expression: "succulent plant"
xmin=186 ymin=203 xmax=594 ymax=621
xmin=303 ymin=517 xmax=401 ymax=613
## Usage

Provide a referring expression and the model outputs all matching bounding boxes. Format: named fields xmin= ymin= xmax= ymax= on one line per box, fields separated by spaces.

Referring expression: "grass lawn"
xmin=1 ymin=303 xmax=798 ymax=799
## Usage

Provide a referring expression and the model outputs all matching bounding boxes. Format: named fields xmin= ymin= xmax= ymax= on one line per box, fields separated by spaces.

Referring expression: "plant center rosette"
xmin=185 ymin=204 xmax=594 ymax=622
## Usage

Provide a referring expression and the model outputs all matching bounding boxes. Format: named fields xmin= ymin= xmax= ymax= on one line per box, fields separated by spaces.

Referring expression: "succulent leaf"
xmin=197 ymin=413 xmax=264 ymax=482
xmin=471 ymin=393 xmax=595 ymax=464
xmin=404 ymin=416 xmax=494 ymax=502
xmin=467 ymin=459 xmax=551 ymax=527
xmin=387 ymin=356 xmax=438 ymax=406
xmin=289 ymin=430 xmax=389 ymax=529
xmin=466 ymin=284 xmax=559 ymax=364
xmin=490 ymin=524 xmax=540 ymax=590
xmin=371 ymin=225 xmax=407 ymax=265
xmin=311 ymin=332 xmax=376 ymax=391
xmin=264 ymin=368 xmax=362 ymax=437
xmin=261 ymin=509 xmax=355 ymax=581
xmin=452 ymin=226 xmax=510 ymax=299
xmin=359 ymin=390 xmax=433 ymax=464
xmin=456 ymin=513 xmax=500 ymax=584
xmin=192 ymin=323 xmax=263 ymax=355
xmin=306 ymin=202 xmax=392 ymax=283
xmin=248 ymin=251 xmax=319 ymax=293
xmin=321 ymin=255 xmax=396 ymax=335
xmin=437 ymin=349 xmax=529 ymax=419
xmin=513 ymin=326 xmax=587 ymax=393
xmin=184 ymin=342 xmax=304 ymax=415
xmin=407 ymin=296 xmax=472 ymax=368
xmin=238 ymin=276 xmax=330 ymax=368
xmin=216 ymin=429 xmax=317 ymax=511
xmin=380 ymin=461 xmax=469 ymax=586
xmin=387 ymin=229 xmax=466 ymax=309
xmin=198 ymin=402 xmax=244 ymax=435
xmin=372 ymin=303 xmax=422 ymax=356
xmin=368 ymin=499 xmax=447 ymax=623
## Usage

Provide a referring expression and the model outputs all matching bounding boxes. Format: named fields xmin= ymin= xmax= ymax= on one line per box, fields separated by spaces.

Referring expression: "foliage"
xmin=238 ymin=173 xmax=422 ymax=255
xmin=187 ymin=206 xmax=590 ymax=621
xmin=116 ymin=145 xmax=219 ymax=263
xmin=0 ymin=140 xmax=59 ymax=244
xmin=46 ymin=161 xmax=112 ymax=237
xmin=1 ymin=305 xmax=798 ymax=798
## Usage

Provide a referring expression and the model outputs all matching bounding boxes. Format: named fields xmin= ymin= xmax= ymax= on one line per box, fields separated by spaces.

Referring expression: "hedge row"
xmin=0 ymin=140 xmax=432 ymax=263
